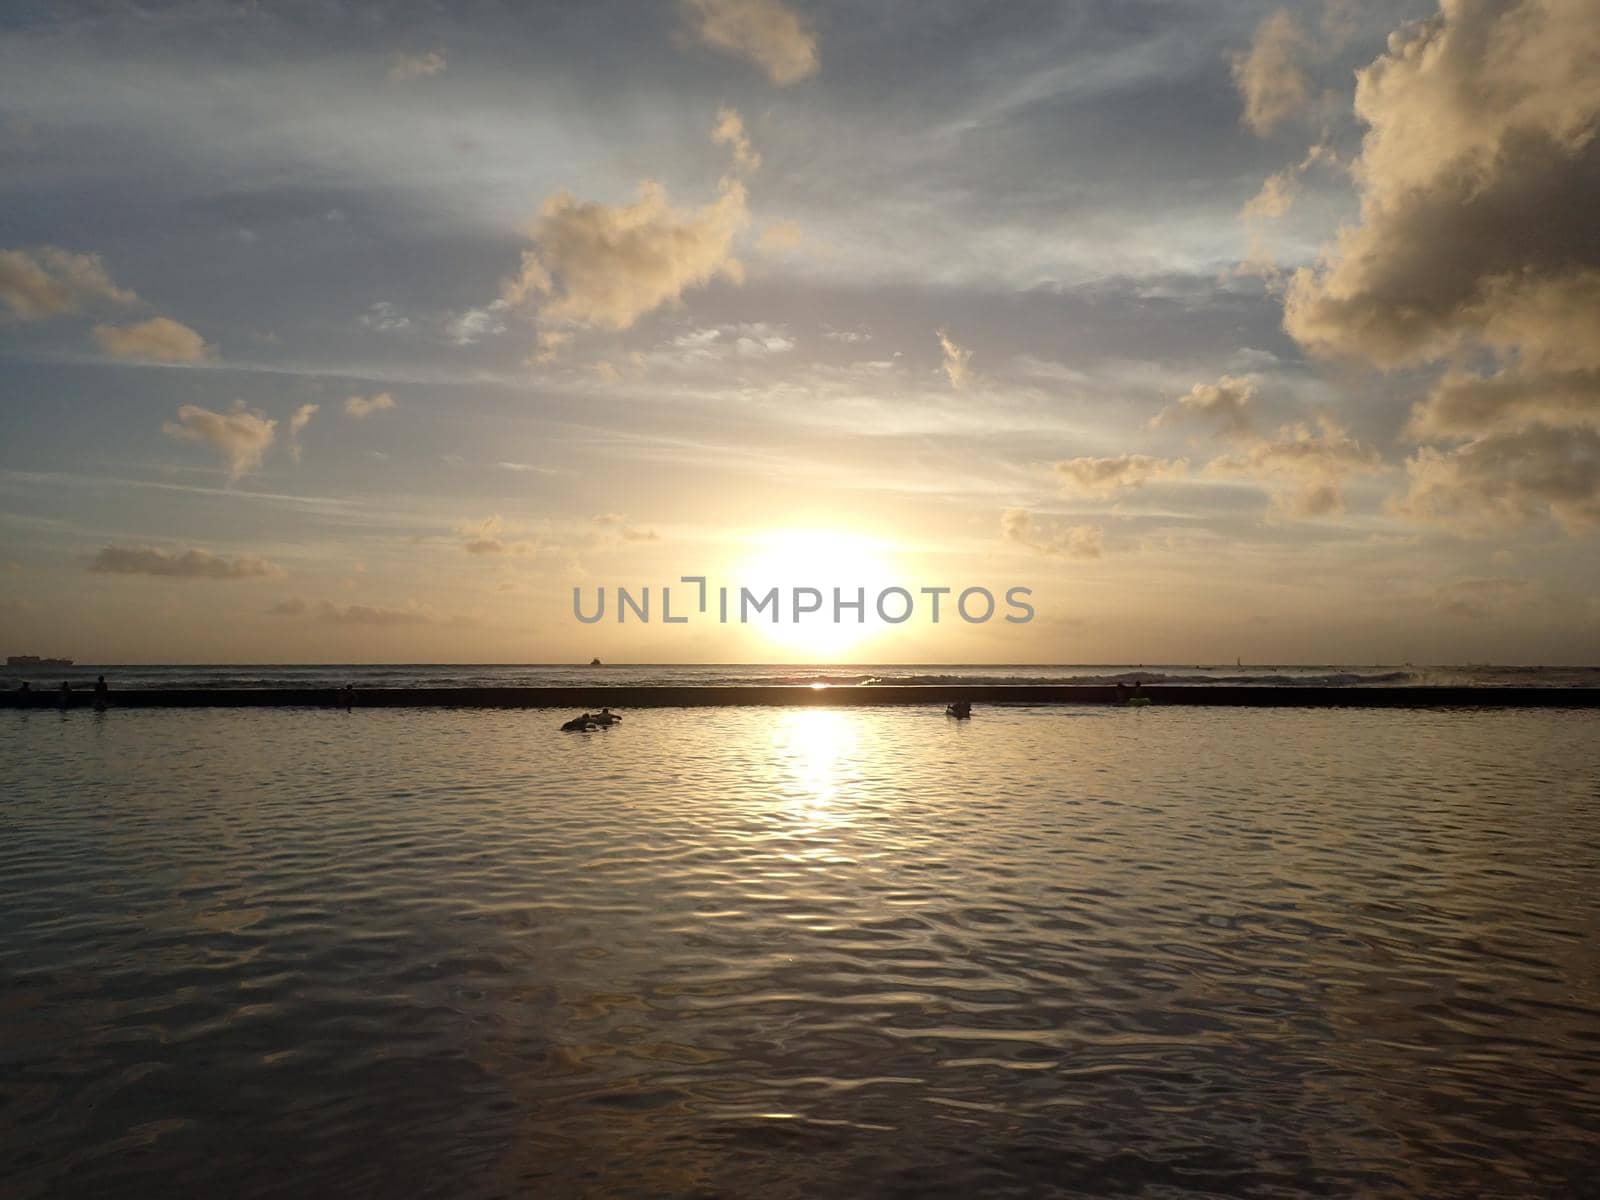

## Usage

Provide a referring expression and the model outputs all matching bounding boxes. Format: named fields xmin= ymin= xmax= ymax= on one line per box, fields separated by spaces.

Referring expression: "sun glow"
xmin=733 ymin=529 xmax=897 ymax=658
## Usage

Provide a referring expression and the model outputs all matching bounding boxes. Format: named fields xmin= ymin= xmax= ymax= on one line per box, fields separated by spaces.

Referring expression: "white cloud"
xmin=937 ymin=329 xmax=972 ymax=389
xmin=1152 ymin=376 xmax=1256 ymax=436
xmin=93 ymin=316 xmax=211 ymax=362
xmin=1001 ymin=509 xmax=1103 ymax=559
xmin=288 ymin=403 xmax=317 ymax=461
xmin=0 ymin=246 xmax=137 ymax=320
xmin=1055 ymin=453 xmax=1188 ymax=494
xmin=503 ymin=175 xmax=749 ymax=333
xmin=162 ymin=401 xmax=277 ymax=478
xmin=1280 ymin=0 xmax=1600 ymax=532
xmin=344 ymin=392 xmax=396 ymax=418
xmin=1231 ymin=8 xmax=1311 ymax=135
xmin=711 ymin=105 xmax=761 ymax=173
xmin=681 ymin=0 xmax=818 ymax=86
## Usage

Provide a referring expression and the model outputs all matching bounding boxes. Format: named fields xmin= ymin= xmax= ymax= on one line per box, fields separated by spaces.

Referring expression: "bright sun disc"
xmin=733 ymin=529 xmax=896 ymax=657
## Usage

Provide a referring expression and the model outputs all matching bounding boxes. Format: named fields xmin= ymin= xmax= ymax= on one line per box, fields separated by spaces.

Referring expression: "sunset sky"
xmin=2 ymin=0 xmax=1597 ymax=664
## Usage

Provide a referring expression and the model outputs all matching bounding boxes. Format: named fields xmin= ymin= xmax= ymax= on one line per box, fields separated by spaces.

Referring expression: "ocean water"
xmin=5 ymin=661 xmax=1598 ymax=691
xmin=2 ymin=704 xmax=1597 ymax=1198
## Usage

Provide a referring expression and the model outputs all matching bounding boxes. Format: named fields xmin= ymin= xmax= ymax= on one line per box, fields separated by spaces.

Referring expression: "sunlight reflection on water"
xmin=1 ymin=704 xmax=1597 ymax=1198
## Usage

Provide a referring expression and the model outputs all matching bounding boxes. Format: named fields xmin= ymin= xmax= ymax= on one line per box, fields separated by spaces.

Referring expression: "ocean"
xmin=2 ymin=701 xmax=1597 ymax=1197
xmin=4 ymin=661 xmax=1597 ymax=691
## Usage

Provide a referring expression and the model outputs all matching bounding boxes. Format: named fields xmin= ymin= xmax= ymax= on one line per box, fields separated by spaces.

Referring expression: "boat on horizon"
xmin=8 ymin=655 xmax=74 ymax=669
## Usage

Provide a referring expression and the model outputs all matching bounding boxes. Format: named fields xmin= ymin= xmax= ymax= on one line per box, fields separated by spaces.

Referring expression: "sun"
xmin=732 ymin=528 xmax=896 ymax=659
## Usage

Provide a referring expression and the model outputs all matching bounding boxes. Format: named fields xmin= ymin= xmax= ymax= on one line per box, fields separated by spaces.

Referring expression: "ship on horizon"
xmin=7 ymin=655 xmax=74 ymax=669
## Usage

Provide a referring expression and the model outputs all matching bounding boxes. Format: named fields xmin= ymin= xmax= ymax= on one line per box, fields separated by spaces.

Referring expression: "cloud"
xmin=592 ymin=512 xmax=659 ymax=542
xmin=758 ymin=220 xmax=803 ymax=253
xmin=1 ymin=246 xmax=138 ymax=320
xmin=459 ymin=514 xmax=534 ymax=556
xmin=443 ymin=300 xmax=509 ymax=345
xmin=344 ymin=392 xmax=396 ymax=418
xmin=360 ymin=301 xmax=412 ymax=332
xmin=93 ymin=316 xmax=211 ymax=362
xmin=288 ymin=403 xmax=317 ymax=461
xmin=1231 ymin=8 xmax=1312 ymax=135
xmin=1394 ymin=424 xmax=1600 ymax=534
xmin=1242 ymin=169 xmax=1300 ymax=220
xmin=711 ymin=105 xmax=761 ymax=173
xmin=503 ymin=144 xmax=750 ymax=335
xmin=937 ymin=329 xmax=972 ymax=389
xmin=534 ymin=329 xmax=572 ymax=364
xmin=90 ymin=545 xmax=285 ymax=580
xmin=271 ymin=597 xmax=431 ymax=624
xmin=1152 ymin=375 xmax=1256 ymax=436
xmin=388 ymin=50 xmax=446 ymax=82
xmin=162 ymin=401 xmax=277 ymax=478
xmin=1001 ymin=509 xmax=1103 ymax=559
xmin=1206 ymin=415 xmax=1384 ymax=518
xmin=1054 ymin=453 xmax=1188 ymax=494
xmin=1431 ymin=575 xmax=1540 ymax=620
xmin=1280 ymin=0 xmax=1600 ymax=532
xmin=681 ymin=0 xmax=818 ymax=86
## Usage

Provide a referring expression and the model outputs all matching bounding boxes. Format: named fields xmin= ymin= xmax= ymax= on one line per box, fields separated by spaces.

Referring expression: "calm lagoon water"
xmin=2 ymin=705 xmax=1597 ymax=1198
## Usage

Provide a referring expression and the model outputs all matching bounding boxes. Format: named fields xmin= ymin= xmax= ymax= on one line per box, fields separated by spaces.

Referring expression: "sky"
xmin=1 ymin=0 xmax=1597 ymax=665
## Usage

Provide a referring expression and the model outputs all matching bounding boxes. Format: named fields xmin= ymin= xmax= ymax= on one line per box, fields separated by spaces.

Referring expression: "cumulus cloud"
xmin=937 ymin=329 xmax=972 ymax=389
xmin=90 ymin=545 xmax=285 ymax=580
xmin=1054 ymin=453 xmax=1188 ymax=494
xmin=711 ymin=105 xmax=761 ymax=173
xmin=1206 ymin=415 xmax=1385 ymax=518
xmin=681 ymin=0 xmax=818 ymax=86
xmin=344 ymin=392 xmax=396 ymax=418
xmin=1231 ymin=9 xmax=1312 ymax=135
xmin=272 ymin=597 xmax=431 ymax=625
xmin=93 ymin=316 xmax=211 ymax=362
xmin=162 ymin=401 xmax=277 ymax=478
xmin=503 ymin=177 xmax=748 ymax=334
xmin=459 ymin=514 xmax=534 ymax=556
xmin=388 ymin=50 xmax=446 ymax=82
xmin=1153 ymin=376 xmax=1257 ymax=436
xmin=0 ymin=246 xmax=137 ymax=320
xmin=288 ymin=403 xmax=317 ymax=461
xmin=1281 ymin=0 xmax=1600 ymax=532
xmin=1001 ymin=509 xmax=1103 ymax=559
xmin=1394 ymin=425 xmax=1600 ymax=534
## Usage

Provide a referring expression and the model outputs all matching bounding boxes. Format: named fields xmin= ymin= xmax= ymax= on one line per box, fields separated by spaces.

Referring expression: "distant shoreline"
xmin=10 ymin=684 xmax=1599 ymax=709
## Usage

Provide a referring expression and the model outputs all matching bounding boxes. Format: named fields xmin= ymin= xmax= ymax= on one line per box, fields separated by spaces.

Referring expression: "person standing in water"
xmin=93 ymin=675 xmax=109 ymax=713
xmin=59 ymin=681 xmax=71 ymax=710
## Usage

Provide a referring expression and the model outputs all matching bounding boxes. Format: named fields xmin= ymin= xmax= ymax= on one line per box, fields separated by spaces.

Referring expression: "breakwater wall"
xmin=7 ymin=685 xmax=1598 ymax=709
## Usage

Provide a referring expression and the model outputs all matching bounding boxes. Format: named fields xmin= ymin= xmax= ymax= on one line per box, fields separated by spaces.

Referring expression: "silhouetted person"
xmin=340 ymin=683 xmax=355 ymax=711
xmin=93 ymin=675 xmax=108 ymax=713
xmin=1114 ymin=682 xmax=1128 ymax=704
xmin=16 ymin=681 xmax=31 ymax=707
xmin=1131 ymin=679 xmax=1145 ymax=700
xmin=946 ymin=698 xmax=971 ymax=718
xmin=59 ymin=681 xmax=71 ymax=710
xmin=561 ymin=712 xmax=596 ymax=731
